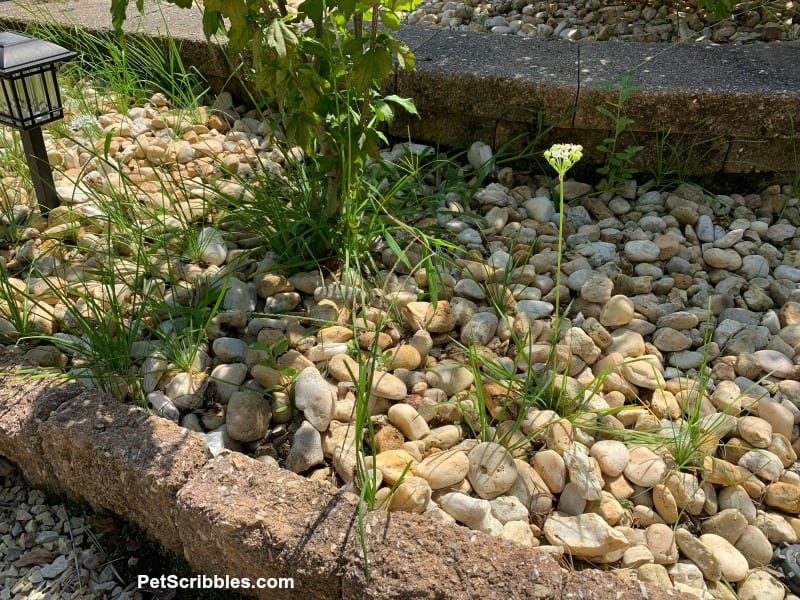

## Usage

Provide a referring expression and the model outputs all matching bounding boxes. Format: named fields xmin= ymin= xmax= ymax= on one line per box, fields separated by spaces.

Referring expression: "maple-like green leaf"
xmin=265 ymin=19 xmax=299 ymax=59
xmin=385 ymin=94 xmax=418 ymax=116
xmin=352 ymin=46 xmax=392 ymax=92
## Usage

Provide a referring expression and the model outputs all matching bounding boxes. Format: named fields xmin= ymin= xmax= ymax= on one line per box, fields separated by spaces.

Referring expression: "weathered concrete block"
xmin=176 ymin=453 xmax=565 ymax=599
xmin=0 ymin=351 xmax=84 ymax=490
xmin=39 ymin=390 xmax=209 ymax=555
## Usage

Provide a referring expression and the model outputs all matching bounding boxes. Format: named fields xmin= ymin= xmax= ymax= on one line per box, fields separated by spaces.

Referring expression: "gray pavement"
xmin=0 ymin=0 xmax=797 ymax=174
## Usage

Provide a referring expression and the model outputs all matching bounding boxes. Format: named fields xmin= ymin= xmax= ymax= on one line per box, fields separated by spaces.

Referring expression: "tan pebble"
xmin=544 ymin=418 xmax=574 ymax=453
xmin=384 ymin=345 xmax=422 ymax=370
xmin=586 ymin=491 xmax=625 ymax=526
xmin=666 ymin=562 xmax=704 ymax=594
xmin=652 ymin=327 xmax=691 ymax=352
xmin=620 ymin=545 xmax=654 ymax=569
xmin=608 ymin=329 xmax=646 ymax=358
xmin=374 ymin=424 xmax=405 ymax=453
xmin=624 ymin=446 xmax=667 ymax=487
xmin=769 ymin=433 xmax=797 ymax=467
xmin=674 ymin=527 xmax=721 ymax=581
xmin=717 ymin=485 xmax=757 ymax=524
xmin=645 ymin=523 xmax=678 ymax=564
xmin=415 ymin=449 xmax=469 ymax=489
xmin=736 ymin=570 xmax=785 ymax=600
xmin=387 ymin=403 xmax=429 ymax=441
xmin=705 ymin=580 xmax=737 ymax=600
xmin=421 ymin=425 xmax=461 ymax=449
xmin=500 ymin=520 xmax=537 ymax=547
xmin=737 ymin=415 xmax=773 ymax=448
xmin=599 ymin=295 xmax=635 ymax=327
xmin=532 ymin=449 xmax=566 ymax=494
xmin=765 ymin=481 xmax=800 ymax=513
xmin=636 ymin=563 xmax=672 ymax=588
xmin=757 ymin=510 xmax=798 ymax=543
xmin=755 ymin=398 xmax=794 ymax=440
xmin=374 ymin=449 xmax=418 ymax=485
xmin=618 ymin=355 xmax=666 ymax=390
xmin=542 ymin=513 xmax=629 ymax=561
xmin=604 ymin=473 xmax=635 ymax=500
xmin=467 ymin=442 xmax=518 ymax=499
xmin=700 ymin=508 xmax=748 ymax=544
xmin=702 ymin=456 xmax=747 ymax=486
xmin=652 ymin=484 xmax=679 ymax=524
xmin=387 ymin=476 xmax=431 ymax=513
xmin=508 ymin=459 xmax=553 ymax=514
xmin=317 ymin=325 xmax=353 ymax=343
xmin=698 ymin=533 xmax=749 ymax=582
xmin=734 ymin=524 xmax=773 ymax=567
xmin=665 ymin=471 xmax=704 ymax=514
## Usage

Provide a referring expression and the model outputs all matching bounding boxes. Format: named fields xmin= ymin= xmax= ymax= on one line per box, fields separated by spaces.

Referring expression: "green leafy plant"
xmin=112 ymin=0 xmax=420 ymax=267
xmin=697 ymin=0 xmax=737 ymax=20
xmin=595 ymin=75 xmax=644 ymax=192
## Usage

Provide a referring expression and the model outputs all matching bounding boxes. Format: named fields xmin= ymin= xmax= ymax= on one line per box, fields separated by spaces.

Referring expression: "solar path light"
xmin=0 ymin=31 xmax=75 ymax=213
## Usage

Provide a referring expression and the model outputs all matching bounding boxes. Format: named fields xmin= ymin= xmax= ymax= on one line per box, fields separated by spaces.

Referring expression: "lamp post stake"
xmin=19 ymin=125 xmax=58 ymax=212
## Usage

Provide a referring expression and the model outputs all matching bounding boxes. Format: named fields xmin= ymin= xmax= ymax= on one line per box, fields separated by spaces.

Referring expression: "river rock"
xmin=703 ymin=247 xmax=742 ymax=270
xmin=388 ymin=476 xmax=432 ymax=514
xmin=674 ymin=527 xmax=721 ymax=581
xmin=738 ymin=449 xmax=783 ymax=482
xmin=624 ymin=446 xmax=667 ymax=487
xmin=374 ymin=449 xmax=418 ymax=485
xmin=764 ymin=481 xmax=800 ymax=513
xmin=700 ymin=508 xmax=748 ymax=544
xmin=439 ymin=492 xmax=503 ymax=534
xmin=532 ymin=449 xmax=566 ymax=494
xmin=543 ymin=513 xmax=629 ymax=561
xmin=285 ymin=420 xmax=324 ymax=473
xmin=698 ymin=534 xmax=749 ymax=582
xmin=415 ymin=449 xmax=470 ymax=489
xmin=467 ymin=442 xmax=518 ymax=499
xmin=752 ymin=349 xmax=794 ymax=378
xmin=563 ymin=448 xmax=603 ymax=501
xmin=388 ymin=403 xmax=429 ymax=440
xmin=210 ymin=362 xmax=248 ymax=402
xmin=461 ymin=312 xmax=499 ymax=346
xmin=734 ymin=524 xmax=773 ymax=567
xmin=599 ymin=295 xmax=635 ymax=327
xmin=489 ymin=495 xmax=530 ymax=524
xmin=737 ymin=570 xmax=784 ymax=600
xmin=618 ymin=355 xmax=666 ymax=390
xmin=652 ymin=327 xmax=691 ymax=352
xmin=624 ymin=240 xmax=660 ymax=262
xmin=211 ymin=337 xmax=249 ymax=362
xmin=645 ymin=523 xmax=678 ymax=564
xmin=226 ymin=390 xmax=271 ymax=442
xmin=293 ymin=366 xmax=336 ymax=431
xmin=666 ymin=562 xmax=705 ymax=594
xmin=737 ymin=416 xmax=772 ymax=448
xmin=426 ymin=360 xmax=474 ymax=396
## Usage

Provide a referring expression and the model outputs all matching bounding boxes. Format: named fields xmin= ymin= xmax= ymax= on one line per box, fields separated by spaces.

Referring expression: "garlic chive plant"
xmin=543 ymin=144 xmax=582 ymax=312
xmin=543 ymin=143 xmax=582 ymax=378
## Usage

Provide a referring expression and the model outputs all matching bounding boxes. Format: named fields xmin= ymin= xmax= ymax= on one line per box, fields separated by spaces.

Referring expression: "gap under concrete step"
xmin=0 ymin=1 xmax=796 ymax=172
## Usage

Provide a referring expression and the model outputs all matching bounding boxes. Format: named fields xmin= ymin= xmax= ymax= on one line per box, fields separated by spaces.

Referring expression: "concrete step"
xmin=0 ymin=0 xmax=797 ymax=175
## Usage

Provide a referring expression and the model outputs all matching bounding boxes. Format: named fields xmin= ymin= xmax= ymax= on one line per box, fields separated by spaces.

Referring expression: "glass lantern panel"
xmin=0 ymin=78 xmax=18 ymax=126
xmin=19 ymin=67 xmax=59 ymax=125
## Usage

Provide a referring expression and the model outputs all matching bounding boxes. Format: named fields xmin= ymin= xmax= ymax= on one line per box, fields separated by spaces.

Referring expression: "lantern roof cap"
xmin=0 ymin=31 xmax=75 ymax=75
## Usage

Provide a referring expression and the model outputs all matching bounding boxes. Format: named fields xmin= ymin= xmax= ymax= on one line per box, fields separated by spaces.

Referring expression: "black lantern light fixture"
xmin=0 ymin=31 xmax=75 ymax=213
